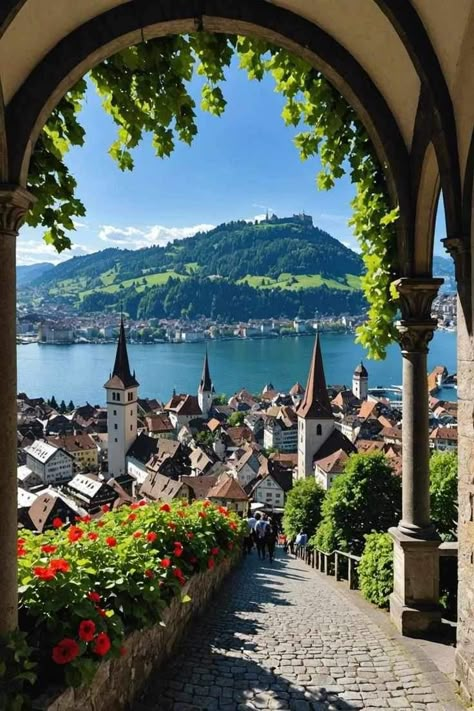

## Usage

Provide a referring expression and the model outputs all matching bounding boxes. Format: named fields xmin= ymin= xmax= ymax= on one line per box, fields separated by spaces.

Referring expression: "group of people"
xmin=244 ymin=512 xmax=278 ymax=563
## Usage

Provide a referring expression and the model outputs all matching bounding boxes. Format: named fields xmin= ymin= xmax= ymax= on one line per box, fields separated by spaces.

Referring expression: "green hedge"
xmin=358 ymin=532 xmax=393 ymax=608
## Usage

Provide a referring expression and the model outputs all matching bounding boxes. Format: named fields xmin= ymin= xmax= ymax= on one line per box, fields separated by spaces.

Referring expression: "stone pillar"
xmin=389 ymin=277 xmax=443 ymax=636
xmin=0 ymin=185 xmax=34 ymax=635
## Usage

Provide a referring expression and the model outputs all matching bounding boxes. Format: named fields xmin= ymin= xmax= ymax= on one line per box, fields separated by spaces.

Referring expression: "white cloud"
xmin=98 ymin=223 xmax=215 ymax=249
xmin=16 ymin=238 xmax=92 ymax=266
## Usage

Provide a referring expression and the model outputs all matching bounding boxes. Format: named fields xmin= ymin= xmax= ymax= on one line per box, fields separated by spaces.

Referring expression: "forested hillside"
xmin=26 ymin=215 xmax=367 ymax=319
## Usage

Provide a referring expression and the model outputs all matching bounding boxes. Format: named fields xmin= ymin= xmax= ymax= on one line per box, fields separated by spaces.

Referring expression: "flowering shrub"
xmin=15 ymin=499 xmax=243 ymax=695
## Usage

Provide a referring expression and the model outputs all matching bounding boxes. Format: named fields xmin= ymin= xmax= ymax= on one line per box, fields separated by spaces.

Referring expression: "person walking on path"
xmin=244 ymin=513 xmax=257 ymax=554
xmin=264 ymin=517 xmax=278 ymax=563
xmin=295 ymin=529 xmax=308 ymax=557
xmin=255 ymin=513 xmax=270 ymax=560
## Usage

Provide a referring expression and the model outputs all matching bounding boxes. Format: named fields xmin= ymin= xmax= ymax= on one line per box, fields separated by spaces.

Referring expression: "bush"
xmin=430 ymin=451 xmax=457 ymax=540
xmin=313 ymin=453 xmax=401 ymax=555
xmin=358 ymin=532 xmax=394 ymax=608
xmin=15 ymin=500 xmax=244 ymax=697
xmin=282 ymin=478 xmax=325 ymax=540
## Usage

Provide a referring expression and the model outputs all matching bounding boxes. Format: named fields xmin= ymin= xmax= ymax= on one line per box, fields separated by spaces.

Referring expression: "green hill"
xmin=26 ymin=215 xmax=366 ymax=319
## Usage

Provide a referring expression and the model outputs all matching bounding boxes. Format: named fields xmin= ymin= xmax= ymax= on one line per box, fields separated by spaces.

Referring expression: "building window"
xmin=316 ymin=424 xmax=322 ymax=436
xmin=113 ymin=410 xmax=117 ymax=416
xmin=130 ymin=425 xmax=133 ymax=431
xmin=114 ymin=424 xmax=118 ymax=430
xmin=130 ymin=410 xmax=133 ymax=416
xmin=128 ymin=392 xmax=133 ymax=402
xmin=114 ymin=437 xmax=118 ymax=443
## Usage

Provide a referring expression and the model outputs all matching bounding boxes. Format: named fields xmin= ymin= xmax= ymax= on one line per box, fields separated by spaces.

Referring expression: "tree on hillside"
xmin=67 ymin=400 xmax=75 ymax=411
xmin=59 ymin=400 xmax=67 ymax=414
xmin=430 ymin=451 xmax=458 ymax=541
xmin=313 ymin=452 xmax=401 ymax=555
xmin=282 ymin=478 xmax=325 ymax=541
xmin=49 ymin=395 xmax=59 ymax=411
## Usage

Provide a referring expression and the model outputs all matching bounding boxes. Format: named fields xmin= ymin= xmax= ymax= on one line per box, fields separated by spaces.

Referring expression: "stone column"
xmin=389 ymin=277 xmax=443 ymax=636
xmin=0 ymin=185 xmax=35 ymax=635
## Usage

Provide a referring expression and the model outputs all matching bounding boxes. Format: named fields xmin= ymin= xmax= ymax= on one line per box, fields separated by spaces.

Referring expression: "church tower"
xmin=198 ymin=349 xmax=213 ymax=418
xmin=104 ymin=319 xmax=139 ymax=478
xmin=297 ymin=335 xmax=334 ymax=479
xmin=352 ymin=361 xmax=368 ymax=400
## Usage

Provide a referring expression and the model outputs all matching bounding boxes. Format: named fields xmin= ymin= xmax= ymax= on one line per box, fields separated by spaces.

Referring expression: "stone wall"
xmin=38 ymin=554 xmax=239 ymax=711
xmin=455 ymin=270 xmax=474 ymax=704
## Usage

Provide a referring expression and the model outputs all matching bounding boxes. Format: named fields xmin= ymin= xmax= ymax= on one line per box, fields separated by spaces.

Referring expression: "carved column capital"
xmin=442 ymin=235 xmax=469 ymax=283
xmin=0 ymin=185 xmax=35 ymax=236
xmin=393 ymin=277 xmax=443 ymax=354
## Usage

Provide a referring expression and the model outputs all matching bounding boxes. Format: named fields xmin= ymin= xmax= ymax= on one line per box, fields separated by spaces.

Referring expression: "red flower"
xmin=93 ymin=632 xmax=111 ymax=656
xmin=186 ymin=532 xmax=194 ymax=540
xmin=160 ymin=558 xmax=171 ymax=568
xmin=218 ymin=506 xmax=228 ymax=515
xmin=173 ymin=541 xmax=184 ymax=557
xmin=52 ymin=517 xmax=63 ymax=529
xmin=41 ymin=544 xmax=58 ymax=554
xmin=207 ymin=558 xmax=215 ymax=570
xmin=138 ymin=500 xmax=147 ymax=507
xmin=168 ymin=522 xmax=176 ymax=531
xmin=78 ymin=619 xmax=96 ymax=642
xmin=52 ymin=638 xmax=80 ymax=665
xmin=211 ymin=547 xmax=219 ymax=556
xmin=190 ymin=556 xmax=198 ymax=564
xmin=229 ymin=521 xmax=238 ymax=530
xmin=87 ymin=591 xmax=101 ymax=603
xmin=80 ymin=515 xmax=92 ymax=523
xmin=50 ymin=558 xmax=70 ymax=573
xmin=173 ymin=567 xmax=186 ymax=586
xmin=88 ymin=532 xmax=99 ymax=541
xmin=97 ymin=521 xmax=105 ymax=528
xmin=127 ymin=513 xmax=137 ymax=522
xmin=101 ymin=504 xmax=110 ymax=513
xmin=177 ymin=510 xmax=185 ymax=518
xmin=146 ymin=531 xmax=157 ymax=543
xmin=34 ymin=565 xmax=56 ymax=580
xmin=18 ymin=547 xmax=26 ymax=558
xmin=198 ymin=512 xmax=207 ymax=519
xmin=96 ymin=607 xmax=107 ymax=618
xmin=160 ymin=503 xmax=171 ymax=512
xmin=133 ymin=530 xmax=143 ymax=539
xmin=145 ymin=569 xmax=154 ymax=579
xmin=203 ymin=501 xmax=211 ymax=508
xmin=106 ymin=536 xmax=117 ymax=547
xmin=130 ymin=502 xmax=140 ymax=510
xmin=68 ymin=526 xmax=84 ymax=543
xmin=18 ymin=538 xmax=25 ymax=546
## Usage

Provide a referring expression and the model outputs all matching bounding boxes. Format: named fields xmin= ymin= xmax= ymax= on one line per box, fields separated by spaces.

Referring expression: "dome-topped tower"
xmin=352 ymin=361 xmax=368 ymax=400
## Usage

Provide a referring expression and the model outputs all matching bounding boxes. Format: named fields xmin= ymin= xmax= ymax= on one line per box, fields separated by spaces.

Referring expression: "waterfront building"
xmin=47 ymin=433 xmax=99 ymax=471
xmin=352 ymin=361 xmax=369 ymax=400
xmin=104 ymin=319 xmax=139 ymax=479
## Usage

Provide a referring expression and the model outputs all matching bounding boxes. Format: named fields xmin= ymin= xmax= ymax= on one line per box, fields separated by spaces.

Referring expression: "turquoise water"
xmin=17 ymin=330 xmax=457 ymax=405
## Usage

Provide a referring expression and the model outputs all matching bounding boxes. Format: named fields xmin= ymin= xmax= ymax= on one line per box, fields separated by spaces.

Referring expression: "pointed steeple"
xmin=104 ymin=318 xmax=139 ymax=389
xmin=297 ymin=335 xmax=333 ymax=419
xmin=198 ymin=348 xmax=212 ymax=393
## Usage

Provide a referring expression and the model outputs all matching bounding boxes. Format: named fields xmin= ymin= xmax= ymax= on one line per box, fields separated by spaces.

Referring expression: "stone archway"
xmin=0 ymin=0 xmax=472 ymax=697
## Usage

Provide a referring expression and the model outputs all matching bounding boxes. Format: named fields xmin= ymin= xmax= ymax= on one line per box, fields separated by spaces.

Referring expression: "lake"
xmin=17 ymin=330 xmax=457 ymax=406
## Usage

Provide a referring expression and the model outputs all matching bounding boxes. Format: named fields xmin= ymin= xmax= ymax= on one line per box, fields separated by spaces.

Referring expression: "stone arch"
xmin=413 ymin=141 xmax=441 ymax=275
xmin=3 ymin=0 xmax=414 ymax=272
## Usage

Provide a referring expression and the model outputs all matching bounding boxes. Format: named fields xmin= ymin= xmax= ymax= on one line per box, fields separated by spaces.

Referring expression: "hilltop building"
xmin=104 ymin=318 xmax=139 ymax=478
xmin=297 ymin=335 xmax=354 ymax=480
xmin=198 ymin=349 xmax=214 ymax=418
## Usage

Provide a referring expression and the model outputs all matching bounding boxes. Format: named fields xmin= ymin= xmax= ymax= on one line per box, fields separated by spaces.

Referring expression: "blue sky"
xmin=18 ymin=59 xmax=446 ymax=265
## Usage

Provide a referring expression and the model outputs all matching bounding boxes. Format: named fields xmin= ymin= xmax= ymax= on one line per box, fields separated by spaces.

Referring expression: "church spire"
xmin=297 ymin=334 xmax=332 ymax=419
xmin=104 ymin=318 xmax=139 ymax=389
xmin=198 ymin=348 xmax=212 ymax=393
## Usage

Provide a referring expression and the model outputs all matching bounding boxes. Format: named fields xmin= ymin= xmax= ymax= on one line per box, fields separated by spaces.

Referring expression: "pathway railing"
xmin=296 ymin=545 xmax=361 ymax=590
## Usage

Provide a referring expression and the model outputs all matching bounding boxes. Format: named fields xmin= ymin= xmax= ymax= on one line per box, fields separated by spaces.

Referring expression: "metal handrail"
xmin=296 ymin=545 xmax=361 ymax=589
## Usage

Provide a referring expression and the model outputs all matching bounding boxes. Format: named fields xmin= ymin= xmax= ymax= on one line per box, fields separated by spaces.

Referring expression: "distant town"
xmin=17 ymin=322 xmax=457 ymax=534
xmin=16 ymin=292 xmax=456 ymax=345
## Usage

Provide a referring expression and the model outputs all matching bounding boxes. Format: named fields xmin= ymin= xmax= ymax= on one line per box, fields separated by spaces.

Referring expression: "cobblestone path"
xmin=136 ymin=551 xmax=462 ymax=711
